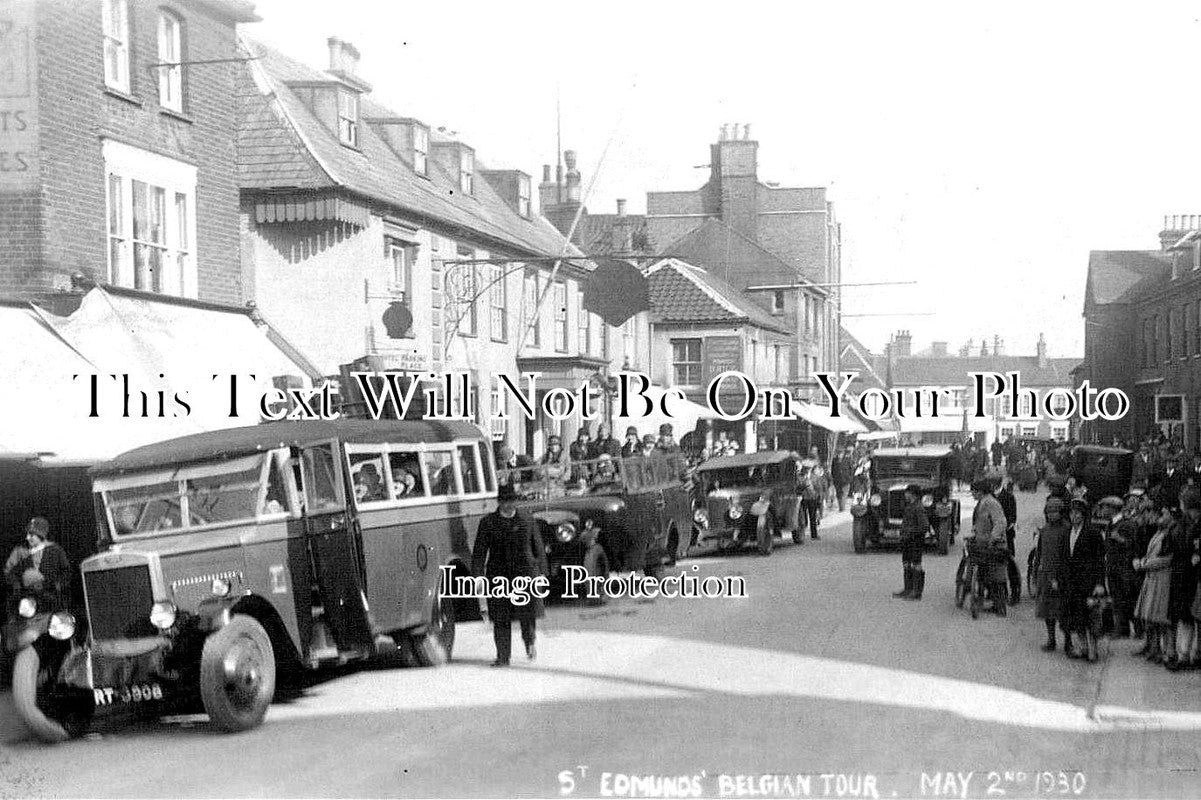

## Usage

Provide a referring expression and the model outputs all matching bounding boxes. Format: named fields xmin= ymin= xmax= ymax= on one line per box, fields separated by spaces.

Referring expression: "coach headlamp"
xmin=556 ymin=523 xmax=576 ymax=543
xmin=149 ymin=601 xmax=177 ymax=631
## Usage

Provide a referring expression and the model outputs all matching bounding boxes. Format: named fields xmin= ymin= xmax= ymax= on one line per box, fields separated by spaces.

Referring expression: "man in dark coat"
xmin=1156 ymin=455 xmax=1187 ymax=511
xmin=997 ymin=479 xmax=1021 ymax=604
xmin=892 ymin=484 xmax=928 ymax=601
xmin=1107 ymin=493 xmax=1143 ymax=639
xmin=1164 ymin=487 xmax=1200 ymax=670
xmin=830 ymin=447 xmax=851 ymax=512
xmin=620 ymin=426 xmax=641 ymax=458
xmin=471 ymin=485 xmax=549 ymax=667
xmin=590 ymin=423 xmax=622 ymax=459
xmin=1061 ymin=498 xmax=1106 ymax=660
xmin=1034 ymin=497 xmax=1070 ymax=652
xmin=4 ymin=517 xmax=71 ymax=610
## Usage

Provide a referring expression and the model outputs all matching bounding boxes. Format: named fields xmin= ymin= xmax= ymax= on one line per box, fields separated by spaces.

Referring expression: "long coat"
xmin=1166 ymin=517 xmax=1199 ymax=623
xmin=1034 ymin=520 xmax=1069 ymax=620
xmin=471 ymin=510 xmax=548 ymax=624
xmin=1134 ymin=527 xmax=1173 ymax=625
xmin=1061 ymin=524 xmax=1106 ymax=632
xmin=4 ymin=541 xmax=71 ymax=606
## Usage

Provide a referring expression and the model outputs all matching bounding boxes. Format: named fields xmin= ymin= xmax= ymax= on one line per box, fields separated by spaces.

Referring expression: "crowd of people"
xmin=1014 ymin=433 xmax=1201 ymax=670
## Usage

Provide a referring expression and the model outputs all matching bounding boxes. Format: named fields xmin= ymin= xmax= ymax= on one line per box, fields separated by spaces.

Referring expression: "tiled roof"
xmin=838 ymin=326 xmax=886 ymax=391
xmin=889 ymin=356 xmax=1081 ymax=387
xmin=235 ymin=37 xmax=582 ymax=260
xmin=646 ymin=258 xmax=790 ymax=334
xmin=573 ymin=213 xmax=652 ymax=255
xmin=1085 ymin=250 xmax=1171 ymax=306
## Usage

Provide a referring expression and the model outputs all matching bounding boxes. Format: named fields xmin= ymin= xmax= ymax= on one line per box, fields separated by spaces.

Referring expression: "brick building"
xmin=235 ymin=36 xmax=651 ymax=457
xmin=1081 ymin=215 xmax=1201 ymax=448
xmin=0 ymin=0 xmax=256 ymax=303
xmin=874 ymin=331 xmax=1079 ymax=447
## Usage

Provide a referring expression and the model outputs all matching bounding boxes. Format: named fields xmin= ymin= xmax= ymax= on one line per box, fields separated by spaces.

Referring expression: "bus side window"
xmin=264 ymin=458 xmax=292 ymax=514
xmin=425 ymin=451 xmax=455 ymax=496
xmin=458 ymin=444 xmax=481 ymax=494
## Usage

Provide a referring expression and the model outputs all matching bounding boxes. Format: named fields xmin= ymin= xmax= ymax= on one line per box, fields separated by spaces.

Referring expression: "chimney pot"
xmin=720 ymin=124 xmax=728 ymax=141
xmin=616 ymin=198 xmax=627 ymax=216
xmin=744 ymin=123 xmax=751 ymax=140
xmin=542 ymin=164 xmax=551 ymax=182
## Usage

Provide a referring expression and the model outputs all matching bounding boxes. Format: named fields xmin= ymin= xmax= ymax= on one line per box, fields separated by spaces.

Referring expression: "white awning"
xmin=612 ymin=385 xmax=723 ymax=440
xmin=0 ymin=288 xmax=316 ymax=465
xmin=793 ymin=402 xmax=868 ymax=434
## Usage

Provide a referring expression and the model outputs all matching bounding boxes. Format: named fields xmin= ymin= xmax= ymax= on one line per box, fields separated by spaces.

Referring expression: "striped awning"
xmin=253 ymin=194 xmax=371 ymax=226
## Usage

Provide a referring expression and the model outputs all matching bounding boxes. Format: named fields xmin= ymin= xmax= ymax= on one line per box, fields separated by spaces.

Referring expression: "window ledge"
xmin=104 ymin=86 xmax=143 ymax=107
xmin=159 ymin=107 xmax=193 ymax=124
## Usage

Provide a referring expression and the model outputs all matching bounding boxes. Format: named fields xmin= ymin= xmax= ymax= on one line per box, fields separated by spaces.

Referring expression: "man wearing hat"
xmin=1062 ymin=497 xmax=1106 ymax=660
xmin=656 ymin=424 xmax=680 ymax=454
xmin=471 ymin=485 xmax=549 ymax=667
xmin=1034 ymin=497 xmax=1070 ymax=651
xmin=4 ymin=517 xmax=71 ymax=609
xmin=1106 ymin=494 xmax=1142 ymax=638
xmin=590 ymin=423 xmax=622 ymax=460
xmin=893 ymin=484 xmax=928 ymax=601
xmin=639 ymin=434 xmax=658 ymax=457
xmin=968 ymin=479 xmax=1010 ymax=614
xmin=621 ymin=426 xmax=641 ymax=458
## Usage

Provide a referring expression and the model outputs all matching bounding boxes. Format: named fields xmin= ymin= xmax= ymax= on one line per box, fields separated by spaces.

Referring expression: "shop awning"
xmin=612 ymin=385 xmax=723 ymax=440
xmin=793 ymin=402 xmax=868 ymax=434
xmin=0 ymin=288 xmax=317 ymax=466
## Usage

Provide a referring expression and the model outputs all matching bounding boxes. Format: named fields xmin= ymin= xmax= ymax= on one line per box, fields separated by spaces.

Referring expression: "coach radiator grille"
xmin=85 ymin=565 xmax=156 ymax=640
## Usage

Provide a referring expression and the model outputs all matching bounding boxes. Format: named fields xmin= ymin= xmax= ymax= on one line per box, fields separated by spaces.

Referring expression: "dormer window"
xmin=517 ymin=174 xmax=531 ymax=218
xmin=772 ymin=290 xmax=785 ymax=314
xmin=413 ymin=125 xmax=428 ymax=175
xmin=459 ymin=150 xmax=474 ymax=194
xmin=338 ymin=91 xmax=359 ymax=148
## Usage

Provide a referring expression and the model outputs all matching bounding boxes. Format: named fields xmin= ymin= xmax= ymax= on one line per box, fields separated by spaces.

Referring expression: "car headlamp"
xmin=48 ymin=612 xmax=76 ymax=641
xmin=921 ymin=495 xmax=934 ymax=508
xmin=729 ymin=504 xmax=743 ymax=520
xmin=869 ymin=494 xmax=882 ymax=507
xmin=17 ymin=597 xmax=36 ymax=618
xmin=149 ymin=601 xmax=177 ymax=630
xmin=693 ymin=508 xmax=709 ymax=527
xmin=556 ymin=523 xmax=576 ymax=543
xmin=212 ymin=577 xmax=232 ymax=597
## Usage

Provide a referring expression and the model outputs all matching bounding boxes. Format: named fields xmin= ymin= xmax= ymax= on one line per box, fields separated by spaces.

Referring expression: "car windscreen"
xmin=98 ymin=453 xmax=268 ymax=537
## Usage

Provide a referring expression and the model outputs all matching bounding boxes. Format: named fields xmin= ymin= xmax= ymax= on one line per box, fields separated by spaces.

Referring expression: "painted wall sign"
xmin=0 ymin=0 xmax=37 ymax=188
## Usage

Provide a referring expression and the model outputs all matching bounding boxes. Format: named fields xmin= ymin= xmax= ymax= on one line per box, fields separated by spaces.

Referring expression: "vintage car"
xmin=851 ymin=446 xmax=960 ymax=555
xmin=499 ymin=452 xmax=693 ymax=598
xmin=12 ymin=420 xmax=495 ymax=742
xmin=1071 ymin=445 xmax=1134 ymax=505
xmin=691 ymin=451 xmax=801 ymax=556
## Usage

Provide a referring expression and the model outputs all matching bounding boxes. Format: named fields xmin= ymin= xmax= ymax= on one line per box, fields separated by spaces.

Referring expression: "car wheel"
xmin=852 ymin=519 xmax=867 ymax=554
xmin=756 ymin=516 xmax=773 ymax=556
xmin=954 ymin=560 xmax=969 ymax=608
xmin=583 ymin=545 xmax=609 ymax=606
xmin=12 ymin=647 xmax=90 ymax=743
xmin=414 ymin=594 xmax=455 ymax=665
xmin=200 ymin=616 xmax=276 ymax=733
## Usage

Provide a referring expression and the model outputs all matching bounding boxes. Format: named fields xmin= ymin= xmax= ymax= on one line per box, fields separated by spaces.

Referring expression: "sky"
xmin=244 ymin=1 xmax=1201 ymax=360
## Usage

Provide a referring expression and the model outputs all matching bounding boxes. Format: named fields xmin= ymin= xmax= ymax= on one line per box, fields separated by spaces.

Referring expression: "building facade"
xmin=0 ymin=0 xmax=256 ymax=303
xmin=1082 ymin=216 xmax=1201 ymax=448
xmin=235 ymin=36 xmax=651 ymax=458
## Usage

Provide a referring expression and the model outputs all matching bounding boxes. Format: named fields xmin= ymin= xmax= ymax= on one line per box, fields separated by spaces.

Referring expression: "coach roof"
xmin=93 ymin=420 xmax=486 ymax=475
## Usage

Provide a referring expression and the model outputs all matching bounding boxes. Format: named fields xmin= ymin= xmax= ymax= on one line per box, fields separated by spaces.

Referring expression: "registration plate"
xmin=93 ymin=683 xmax=164 ymax=706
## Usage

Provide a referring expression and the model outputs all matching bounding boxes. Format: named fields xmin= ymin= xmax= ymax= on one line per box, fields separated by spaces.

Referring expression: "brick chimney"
xmin=930 ymin=341 xmax=948 ymax=356
xmin=1037 ymin=332 xmax=1048 ymax=368
xmin=710 ymin=122 xmax=759 ymax=238
xmin=1160 ymin=214 xmax=1201 ymax=251
xmin=993 ymin=335 xmax=1004 ymax=357
xmin=892 ymin=329 xmax=912 ymax=357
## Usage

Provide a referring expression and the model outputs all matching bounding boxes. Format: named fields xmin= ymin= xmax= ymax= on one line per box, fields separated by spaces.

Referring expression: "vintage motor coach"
xmin=692 ymin=452 xmax=802 ymax=556
xmin=851 ymin=446 xmax=960 ymax=555
xmin=499 ymin=453 xmax=693 ymax=598
xmin=12 ymin=420 xmax=494 ymax=742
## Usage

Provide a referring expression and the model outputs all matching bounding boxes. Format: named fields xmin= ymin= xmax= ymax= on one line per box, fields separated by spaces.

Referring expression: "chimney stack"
xmin=743 ymin=123 xmax=751 ymax=140
xmin=930 ymin=341 xmax=948 ymax=357
xmin=1037 ymin=333 xmax=1048 ymax=368
xmin=892 ymin=329 xmax=912 ymax=357
xmin=542 ymin=164 xmax=551 ymax=182
xmin=993 ymin=334 xmax=1004 ymax=357
xmin=720 ymin=123 xmax=729 ymax=141
xmin=327 ymin=37 xmax=360 ymax=76
xmin=616 ymin=198 xmax=627 ymax=217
